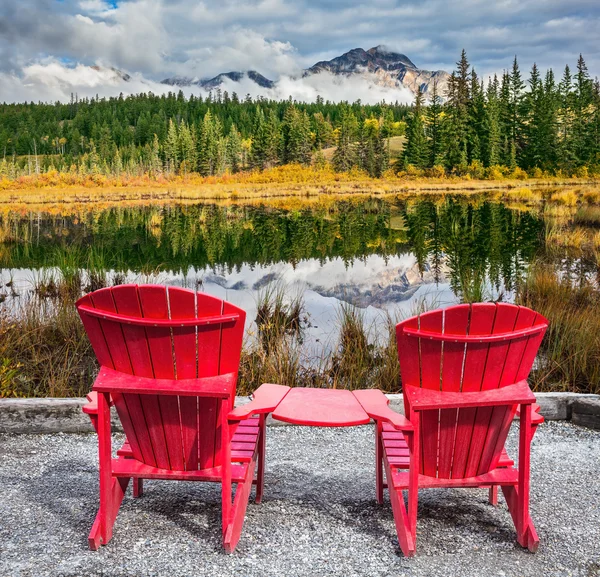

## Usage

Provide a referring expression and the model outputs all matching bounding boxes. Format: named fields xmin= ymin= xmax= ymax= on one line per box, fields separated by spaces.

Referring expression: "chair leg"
xmin=502 ymin=404 xmax=539 ymax=552
xmin=376 ymin=422 xmax=384 ymax=505
xmin=502 ymin=485 xmax=539 ymax=552
xmin=489 ymin=485 xmax=498 ymax=506
xmin=255 ymin=415 xmax=266 ymax=504
xmin=88 ymin=477 xmax=130 ymax=550
xmin=133 ymin=478 xmax=143 ymax=498
xmin=223 ymin=457 xmax=257 ymax=553
xmin=384 ymin=459 xmax=416 ymax=557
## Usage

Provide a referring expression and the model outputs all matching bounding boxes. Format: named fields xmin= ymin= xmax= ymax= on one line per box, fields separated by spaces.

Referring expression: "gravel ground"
xmin=0 ymin=422 xmax=599 ymax=577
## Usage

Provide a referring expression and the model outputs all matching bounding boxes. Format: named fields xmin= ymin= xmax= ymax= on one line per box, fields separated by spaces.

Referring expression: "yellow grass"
xmin=0 ymin=165 xmax=598 ymax=212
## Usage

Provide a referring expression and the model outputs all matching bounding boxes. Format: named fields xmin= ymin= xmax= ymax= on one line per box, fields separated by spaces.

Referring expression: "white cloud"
xmin=0 ymin=0 xmax=598 ymax=104
xmin=0 ymin=60 xmax=415 ymax=105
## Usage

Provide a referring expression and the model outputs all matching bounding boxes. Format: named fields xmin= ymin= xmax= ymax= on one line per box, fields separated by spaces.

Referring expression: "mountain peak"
xmin=366 ymin=46 xmax=417 ymax=69
xmin=161 ymin=46 xmax=450 ymax=100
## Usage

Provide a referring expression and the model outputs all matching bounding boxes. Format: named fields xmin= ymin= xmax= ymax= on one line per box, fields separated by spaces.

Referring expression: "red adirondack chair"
xmin=375 ymin=303 xmax=547 ymax=556
xmin=77 ymin=285 xmax=266 ymax=553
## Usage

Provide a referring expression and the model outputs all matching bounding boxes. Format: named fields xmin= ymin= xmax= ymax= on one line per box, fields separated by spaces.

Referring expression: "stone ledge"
xmin=1 ymin=391 xmax=599 ymax=434
xmin=572 ymin=397 xmax=600 ymax=430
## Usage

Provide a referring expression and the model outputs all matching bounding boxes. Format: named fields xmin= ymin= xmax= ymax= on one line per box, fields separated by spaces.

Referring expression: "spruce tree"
xmin=483 ymin=76 xmax=501 ymax=167
xmin=558 ymin=65 xmax=576 ymax=172
xmin=178 ymin=120 xmax=196 ymax=174
xmin=164 ymin=118 xmax=179 ymax=174
xmin=226 ymin=124 xmax=243 ymax=173
xmin=509 ymin=56 xmax=525 ymax=166
xmin=573 ymin=54 xmax=594 ymax=166
xmin=403 ymin=87 xmax=428 ymax=169
xmin=426 ymin=80 xmax=443 ymax=167
xmin=332 ymin=106 xmax=358 ymax=172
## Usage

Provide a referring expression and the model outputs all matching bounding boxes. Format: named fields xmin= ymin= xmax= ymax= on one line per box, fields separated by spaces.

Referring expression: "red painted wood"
xmin=78 ymin=286 xmax=255 ymax=552
xmin=93 ymin=366 xmax=235 ymax=396
xmin=196 ymin=294 xmax=226 ymax=469
xmin=390 ymin=303 xmax=546 ymax=555
xmin=396 ymin=315 xmax=420 ymax=404
xmin=352 ymin=389 xmax=413 ymax=430
xmin=77 ymin=304 xmax=239 ymax=327
xmin=76 ymin=294 xmax=114 ymax=369
xmin=404 ymin=381 xmax=535 ymax=410
xmin=390 ymin=464 xmax=519 ymax=490
xmin=515 ymin=313 xmax=548 ymax=382
xmin=464 ymin=304 xmax=519 ymax=477
xmin=271 ymin=388 xmax=371 ymax=426
xmin=111 ymin=459 xmax=250 ymax=483
xmin=438 ymin=305 xmax=470 ymax=478
xmin=417 ymin=309 xmax=443 ymax=477
xmin=403 ymin=324 xmax=545 ymax=342
xmin=451 ymin=303 xmax=497 ymax=479
xmin=499 ymin=306 xmax=538 ymax=386
xmin=169 ymin=287 xmax=199 ymax=379
xmin=89 ymin=288 xmax=133 ymax=374
xmin=229 ymin=383 xmax=291 ymax=420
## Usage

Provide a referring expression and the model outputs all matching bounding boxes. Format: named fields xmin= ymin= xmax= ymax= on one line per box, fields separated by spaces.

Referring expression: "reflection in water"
xmin=0 ymin=197 xmax=543 ymax=344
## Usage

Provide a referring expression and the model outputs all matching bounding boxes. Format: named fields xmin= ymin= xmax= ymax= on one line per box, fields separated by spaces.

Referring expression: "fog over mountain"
xmin=161 ymin=45 xmax=450 ymax=101
xmin=0 ymin=46 xmax=447 ymax=105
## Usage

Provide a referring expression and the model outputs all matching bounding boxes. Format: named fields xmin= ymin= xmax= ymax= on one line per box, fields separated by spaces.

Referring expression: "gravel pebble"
xmin=0 ymin=421 xmax=599 ymax=576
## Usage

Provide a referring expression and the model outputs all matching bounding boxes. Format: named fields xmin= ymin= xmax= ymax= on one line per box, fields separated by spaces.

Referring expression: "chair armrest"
xmin=404 ymin=381 xmax=536 ymax=411
xmin=517 ymin=402 xmax=544 ymax=425
xmin=82 ymin=390 xmax=115 ymax=415
xmin=92 ymin=366 xmax=236 ymax=397
xmin=82 ymin=391 xmax=99 ymax=415
xmin=228 ymin=383 xmax=291 ymax=421
xmin=352 ymin=389 xmax=414 ymax=431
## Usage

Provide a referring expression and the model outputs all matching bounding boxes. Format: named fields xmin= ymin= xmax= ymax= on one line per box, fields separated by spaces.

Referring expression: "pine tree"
xmin=197 ymin=111 xmax=219 ymax=175
xmin=226 ymin=124 xmax=243 ymax=173
xmin=282 ymin=106 xmax=312 ymax=165
xmin=467 ymin=70 xmax=485 ymax=164
xmin=178 ymin=120 xmax=196 ymax=174
xmin=558 ymin=65 xmax=576 ymax=172
xmin=332 ymin=106 xmax=358 ymax=172
xmin=573 ymin=54 xmax=594 ymax=166
xmin=443 ymin=72 xmax=468 ymax=170
xmin=112 ymin=148 xmax=123 ymax=176
xmin=483 ymin=76 xmax=501 ymax=167
xmin=425 ymin=80 xmax=443 ymax=167
xmin=164 ymin=118 xmax=179 ymax=174
xmin=250 ymin=107 xmax=268 ymax=170
xmin=509 ymin=56 xmax=525 ymax=166
xmin=403 ymin=87 xmax=428 ymax=169
xmin=150 ymin=133 xmax=162 ymax=175
xmin=498 ymin=71 xmax=512 ymax=166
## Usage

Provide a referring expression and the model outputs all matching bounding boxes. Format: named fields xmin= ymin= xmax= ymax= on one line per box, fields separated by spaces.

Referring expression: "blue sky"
xmin=0 ymin=0 xmax=598 ymax=102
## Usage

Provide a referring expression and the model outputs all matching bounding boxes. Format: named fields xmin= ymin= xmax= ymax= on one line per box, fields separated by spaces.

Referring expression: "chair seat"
xmin=117 ymin=416 xmax=261 ymax=464
xmin=381 ymin=422 xmax=514 ymax=469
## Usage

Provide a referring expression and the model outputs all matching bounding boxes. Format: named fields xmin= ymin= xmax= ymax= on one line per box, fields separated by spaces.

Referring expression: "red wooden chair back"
xmin=77 ymin=285 xmax=246 ymax=472
xmin=396 ymin=303 xmax=547 ymax=479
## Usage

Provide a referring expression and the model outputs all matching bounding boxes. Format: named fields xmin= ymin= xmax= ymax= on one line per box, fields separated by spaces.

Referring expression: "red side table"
xmin=229 ymin=384 xmax=411 ymax=430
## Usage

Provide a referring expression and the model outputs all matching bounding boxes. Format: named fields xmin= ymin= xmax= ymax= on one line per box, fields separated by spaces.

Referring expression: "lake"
xmin=0 ymin=193 xmax=557 ymax=355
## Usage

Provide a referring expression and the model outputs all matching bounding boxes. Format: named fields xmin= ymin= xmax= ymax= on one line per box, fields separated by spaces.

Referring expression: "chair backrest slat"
xmin=437 ymin=304 xmax=470 ymax=479
xmin=77 ymin=285 xmax=246 ymax=473
xmin=90 ymin=288 xmax=133 ymax=374
xmin=416 ymin=310 xmax=443 ymax=477
xmin=111 ymin=285 xmax=154 ymax=378
xmin=396 ymin=303 xmax=547 ymax=480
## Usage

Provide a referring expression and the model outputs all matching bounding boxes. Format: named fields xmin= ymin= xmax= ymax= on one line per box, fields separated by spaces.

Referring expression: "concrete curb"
xmin=1 ymin=391 xmax=600 ymax=434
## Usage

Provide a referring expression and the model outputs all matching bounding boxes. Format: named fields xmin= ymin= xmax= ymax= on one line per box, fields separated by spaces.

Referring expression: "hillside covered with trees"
xmin=403 ymin=51 xmax=600 ymax=177
xmin=0 ymin=50 xmax=599 ymax=183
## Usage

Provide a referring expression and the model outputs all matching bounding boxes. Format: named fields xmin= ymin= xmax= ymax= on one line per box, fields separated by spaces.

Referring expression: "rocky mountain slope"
xmin=161 ymin=46 xmax=449 ymax=98
xmin=306 ymin=46 xmax=449 ymax=96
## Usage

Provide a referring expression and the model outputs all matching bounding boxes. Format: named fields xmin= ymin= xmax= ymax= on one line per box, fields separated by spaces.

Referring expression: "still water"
xmin=0 ymin=196 xmax=545 ymax=351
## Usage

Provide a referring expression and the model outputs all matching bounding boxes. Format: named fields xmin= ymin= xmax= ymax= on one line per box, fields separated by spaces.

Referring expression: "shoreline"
xmin=0 ymin=176 xmax=598 ymax=210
